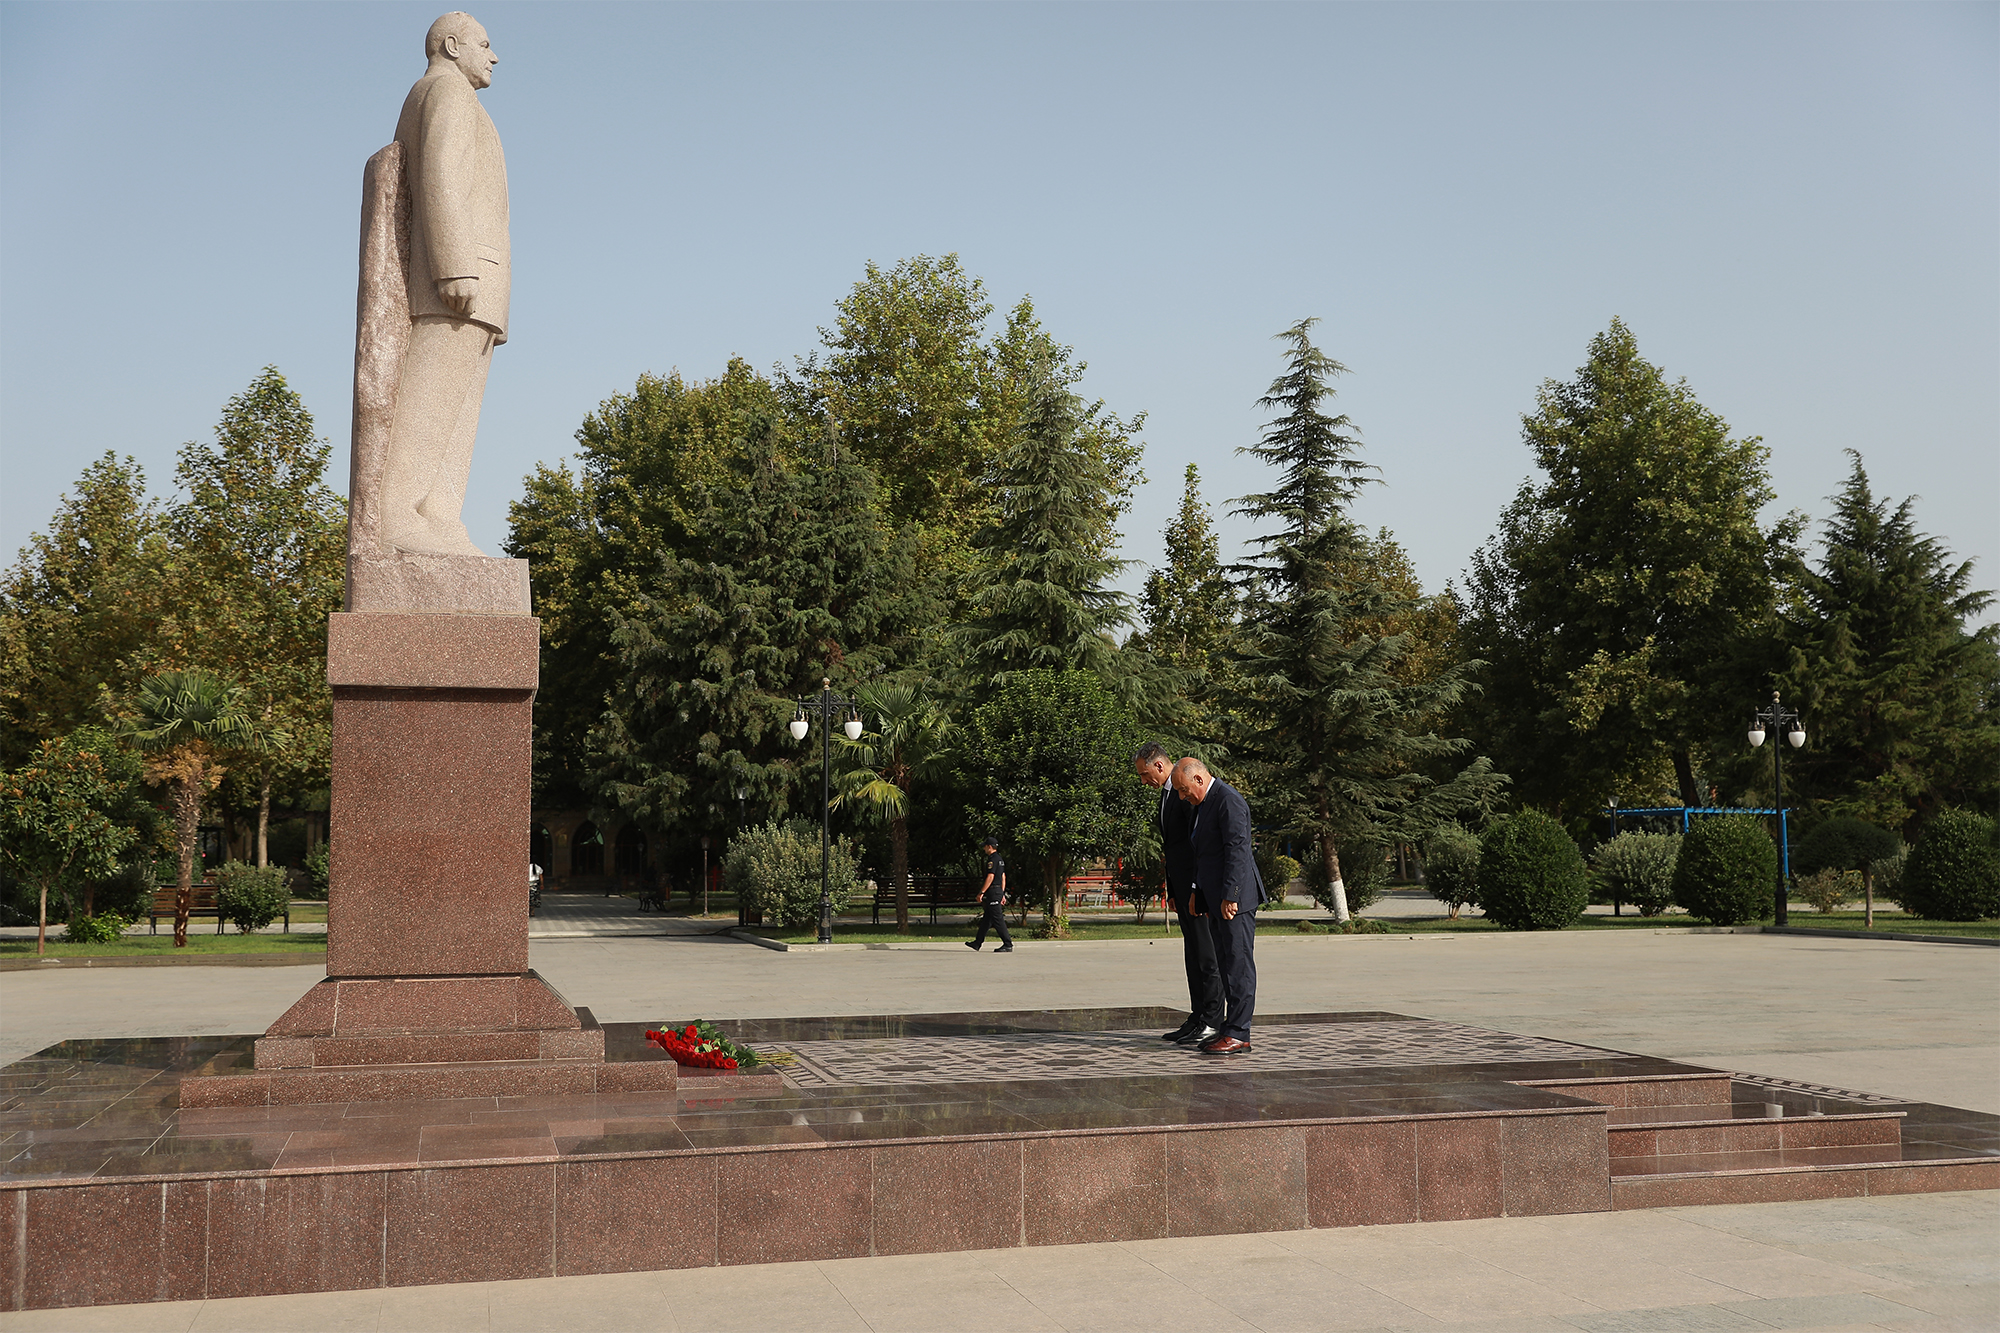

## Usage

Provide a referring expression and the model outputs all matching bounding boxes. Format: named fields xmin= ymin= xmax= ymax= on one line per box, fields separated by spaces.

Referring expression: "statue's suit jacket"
xmin=1187 ymin=779 xmax=1267 ymax=911
xmin=395 ymin=69 xmax=510 ymax=343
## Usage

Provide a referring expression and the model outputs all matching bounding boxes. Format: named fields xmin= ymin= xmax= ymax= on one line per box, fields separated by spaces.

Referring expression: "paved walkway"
xmin=2 ymin=931 xmax=1993 ymax=1329
xmin=0 ymin=1192 xmax=1990 ymax=1331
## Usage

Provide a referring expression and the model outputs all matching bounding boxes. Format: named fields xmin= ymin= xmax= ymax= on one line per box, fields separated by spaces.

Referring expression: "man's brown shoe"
xmin=1198 ymin=1035 xmax=1252 ymax=1054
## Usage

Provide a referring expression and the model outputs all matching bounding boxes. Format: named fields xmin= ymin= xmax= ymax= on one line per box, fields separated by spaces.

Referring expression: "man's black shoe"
xmin=994 ymin=945 xmax=1014 ymax=952
xmin=1161 ymin=1019 xmax=1198 ymax=1042
xmin=1175 ymin=1024 xmax=1220 ymax=1048
xmin=964 ymin=941 xmax=980 ymax=951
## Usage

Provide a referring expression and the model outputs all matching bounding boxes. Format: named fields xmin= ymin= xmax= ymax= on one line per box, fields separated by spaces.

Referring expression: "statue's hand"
xmin=437 ymin=276 xmax=479 ymax=317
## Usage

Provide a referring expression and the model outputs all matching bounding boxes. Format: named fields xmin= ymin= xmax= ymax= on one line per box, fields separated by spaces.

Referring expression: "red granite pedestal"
xmin=178 ymin=610 xmax=666 ymax=1109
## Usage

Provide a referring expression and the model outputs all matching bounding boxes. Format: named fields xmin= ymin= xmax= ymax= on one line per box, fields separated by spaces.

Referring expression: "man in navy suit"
xmin=1133 ymin=744 xmax=1223 ymax=1047
xmin=1171 ymin=758 xmax=1265 ymax=1054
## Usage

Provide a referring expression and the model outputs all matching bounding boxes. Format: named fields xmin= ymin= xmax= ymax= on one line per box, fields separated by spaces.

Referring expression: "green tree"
xmin=833 ymin=681 xmax=953 ymax=931
xmin=506 ymin=360 xmax=802 ymax=808
xmin=0 ymin=453 xmax=173 ymax=766
xmin=1231 ymin=320 xmax=1504 ymax=921
xmin=962 ymin=669 xmax=1148 ymax=937
xmin=796 ymin=259 xmax=1144 ymax=598
xmin=125 ymin=670 xmax=255 ymax=947
xmin=0 ymin=732 xmax=140 ymax=954
xmin=1793 ymin=816 xmax=1900 ymax=925
xmin=588 ymin=424 xmax=939 ymax=847
xmin=1779 ymin=453 xmax=1999 ymax=833
xmin=1132 ymin=464 xmax=1237 ymax=733
xmin=957 ymin=359 xmax=1134 ymax=688
xmin=1463 ymin=320 xmax=1800 ymax=816
xmin=166 ymin=367 xmax=344 ymax=858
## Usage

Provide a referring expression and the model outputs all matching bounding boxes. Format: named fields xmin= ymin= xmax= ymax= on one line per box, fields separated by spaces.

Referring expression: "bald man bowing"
xmin=1171 ymin=758 xmax=1266 ymax=1054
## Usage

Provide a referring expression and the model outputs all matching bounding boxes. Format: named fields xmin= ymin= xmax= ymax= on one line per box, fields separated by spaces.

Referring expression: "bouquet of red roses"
xmin=644 ymin=1020 xmax=755 ymax=1069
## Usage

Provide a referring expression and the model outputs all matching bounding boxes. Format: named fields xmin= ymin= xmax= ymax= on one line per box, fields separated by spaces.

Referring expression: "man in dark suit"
xmin=1171 ymin=758 xmax=1265 ymax=1054
xmin=1134 ymin=744 xmax=1223 ymax=1046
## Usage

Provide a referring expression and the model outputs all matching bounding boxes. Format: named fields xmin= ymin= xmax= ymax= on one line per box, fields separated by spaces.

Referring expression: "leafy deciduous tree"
xmin=0 ymin=732 xmax=140 ymax=954
xmin=962 ymin=669 xmax=1148 ymax=938
xmin=1463 ymin=320 xmax=1800 ymax=817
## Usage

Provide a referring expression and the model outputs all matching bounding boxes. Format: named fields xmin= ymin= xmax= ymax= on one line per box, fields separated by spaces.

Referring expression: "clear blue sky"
xmin=4 ymin=2 xmax=1994 ymax=628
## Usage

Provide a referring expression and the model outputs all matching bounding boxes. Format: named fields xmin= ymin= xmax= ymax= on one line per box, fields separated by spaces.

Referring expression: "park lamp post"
xmin=790 ymin=678 xmax=864 ymax=945
xmin=1748 ymin=691 xmax=1806 ymax=927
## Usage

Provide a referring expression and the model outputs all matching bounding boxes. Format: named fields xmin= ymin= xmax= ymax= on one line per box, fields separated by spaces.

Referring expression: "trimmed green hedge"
xmin=1900 ymin=809 xmax=2000 ymax=922
xmin=1671 ymin=815 xmax=1776 ymax=926
xmin=1477 ymin=812 xmax=1588 ymax=930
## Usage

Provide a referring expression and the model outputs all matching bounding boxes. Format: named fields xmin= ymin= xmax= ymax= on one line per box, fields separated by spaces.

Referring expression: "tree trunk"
xmin=1041 ymin=854 xmax=1070 ymax=938
xmin=1322 ymin=836 xmax=1351 ymax=924
xmin=1673 ymin=750 xmax=1701 ymax=809
xmin=173 ymin=770 xmax=202 ymax=948
xmin=1862 ymin=864 xmax=1874 ymax=929
xmin=257 ymin=771 xmax=273 ymax=868
xmin=37 ymin=881 xmax=47 ymax=955
xmin=890 ymin=814 xmax=910 ymax=932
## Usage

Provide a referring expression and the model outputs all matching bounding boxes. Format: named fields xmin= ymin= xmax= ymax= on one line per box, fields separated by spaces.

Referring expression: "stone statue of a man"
xmin=377 ymin=11 xmax=509 ymax=557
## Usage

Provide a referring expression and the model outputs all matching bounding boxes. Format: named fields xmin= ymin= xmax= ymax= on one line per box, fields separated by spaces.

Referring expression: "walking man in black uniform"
xmin=966 ymin=837 xmax=1014 ymax=952
xmin=1134 ymin=743 xmax=1223 ymax=1047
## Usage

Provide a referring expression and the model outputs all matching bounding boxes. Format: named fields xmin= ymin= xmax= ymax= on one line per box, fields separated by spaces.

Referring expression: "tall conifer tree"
xmin=1780 ymin=452 xmax=1998 ymax=832
xmin=1231 ymin=320 xmax=1502 ymax=919
xmin=957 ymin=360 xmax=1132 ymax=686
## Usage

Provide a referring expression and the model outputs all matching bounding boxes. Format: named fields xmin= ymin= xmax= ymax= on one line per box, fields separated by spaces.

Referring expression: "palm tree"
xmin=125 ymin=670 xmax=255 ymax=946
xmin=833 ymin=682 xmax=951 ymax=932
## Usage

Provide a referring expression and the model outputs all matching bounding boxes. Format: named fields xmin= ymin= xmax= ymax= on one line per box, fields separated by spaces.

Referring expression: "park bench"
xmin=147 ymin=885 xmax=310 ymax=934
xmin=870 ymin=874 xmax=982 ymax=926
xmin=1064 ymin=871 xmax=1121 ymax=909
xmin=147 ymin=884 xmax=223 ymax=935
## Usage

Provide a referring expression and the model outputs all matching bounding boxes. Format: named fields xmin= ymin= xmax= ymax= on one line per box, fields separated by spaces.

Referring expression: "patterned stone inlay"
xmin=768 ymin=1020 xmax=1614 ymax=1089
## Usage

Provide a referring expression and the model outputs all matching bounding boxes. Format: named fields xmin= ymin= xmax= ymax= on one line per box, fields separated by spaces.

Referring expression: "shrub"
xmin=1265 ymin=854 xmax=1303 ymax=896
xmin=724 ymin=819 xmax=858 ymax=930
xmin=1672 ymin=815 xmax=1778 ymax=926
xmin=1899 ymin=809 xmax=2000 ymax=922
xmin=212 ymin=861 xmax=290 ymax=934
xmin=1590 ymin=831 xmax=1680 ymax=917
xmin=1794 ymin=818 xmax=1899 ymax=879
xmin=1303 ymin=839 xmax=1387 ymax=914
xmin=299 ymin=844 xmax=331 ymax=900
xmin=1872 ymin=845 xmax=1908 ymax=907
xmin=1421 ymin=824 xmax=1480 ymax=919
xmin=1477 ymin=812 xmax=1589 ymax=930
xmin=62 ymin=912 xmax=128 ymax=944
xmin=86 ymin=858 xmax=157 ymax=921
xmin=1795 ymin=868 xmax=1859 ymax=914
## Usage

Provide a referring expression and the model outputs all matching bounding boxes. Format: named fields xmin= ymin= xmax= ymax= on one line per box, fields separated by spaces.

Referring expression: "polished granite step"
xmin=2 ymin=1008 xmax=1992 ymax=1313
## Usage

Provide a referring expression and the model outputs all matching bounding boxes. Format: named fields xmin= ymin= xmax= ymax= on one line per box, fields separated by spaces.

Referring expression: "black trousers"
xmin=1210 ymin=908 xmax=1257 ymax=1039
xmin=1176 ymin=901 xmax=1225 ymax=1027
xmin=971 ymin=901 xmax=1013 ymax=947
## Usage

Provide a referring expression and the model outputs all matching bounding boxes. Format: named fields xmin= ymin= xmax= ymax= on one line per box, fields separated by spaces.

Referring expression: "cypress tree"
xmin=1231 ymin=320 xmax=1504 ymax=920
xmin=1781 ymin=452 xmax=1999 ymax=833
xmin=957 ymin=360 xmax=1132 ymax=686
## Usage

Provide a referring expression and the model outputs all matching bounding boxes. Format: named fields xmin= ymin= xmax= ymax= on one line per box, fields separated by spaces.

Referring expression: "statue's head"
xmin=425 ymin=12 xmax=497 ymax=90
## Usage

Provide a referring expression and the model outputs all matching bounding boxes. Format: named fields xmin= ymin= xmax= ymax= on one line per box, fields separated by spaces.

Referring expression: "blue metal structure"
xmin=1607 ymin=805 xmax=1792 ymax=888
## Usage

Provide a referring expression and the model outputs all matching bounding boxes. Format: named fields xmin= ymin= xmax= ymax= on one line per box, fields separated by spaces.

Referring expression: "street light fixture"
xmin=791 ymin=678 xmax=863 ymax=945
xmin=1748 ymin=690 xmax=1806 ymax=926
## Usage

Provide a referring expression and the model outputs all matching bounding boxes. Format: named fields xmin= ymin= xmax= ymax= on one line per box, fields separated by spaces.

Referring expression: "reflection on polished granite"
xmin=1 ymin=1011 xmax=1992 ymax=1186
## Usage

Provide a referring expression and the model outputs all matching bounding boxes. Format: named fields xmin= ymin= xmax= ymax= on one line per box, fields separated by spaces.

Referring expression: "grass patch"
xmin=0 ymin=933 xmax=329 ymax=958
xmin=1764 ymin=911 xmax=2000 ymax=938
